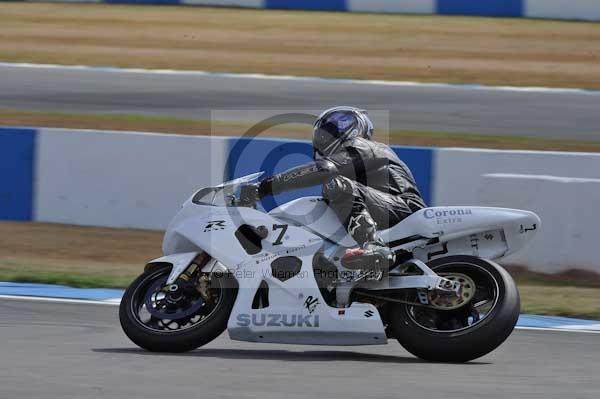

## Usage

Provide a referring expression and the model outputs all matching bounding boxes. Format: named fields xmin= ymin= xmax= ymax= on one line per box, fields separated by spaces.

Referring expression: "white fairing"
xmin=161 ymin=197 xmax=386 ymax=345
xmin=157 ymin=186 xmax=539 ymax=346
xmin=382 ymin=206 xmax=540 ymax=262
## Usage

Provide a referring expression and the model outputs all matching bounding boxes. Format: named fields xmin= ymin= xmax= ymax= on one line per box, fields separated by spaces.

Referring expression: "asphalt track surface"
xmin=1 ymin=297 xmax=599 ymax=399
xmin=1 ymin=64 xmax=600 ymax=141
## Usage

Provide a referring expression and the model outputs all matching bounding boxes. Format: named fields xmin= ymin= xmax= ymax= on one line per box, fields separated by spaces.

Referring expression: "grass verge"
xmin=1 ymin=222 xmax=598 ymax=319
xmin=0 ymin=267 xmax=135 ymax=289
xmin=518 ymin=285 xmax=600 ymax=319
xmin=508 ymin=266 xmax=600 ymax=319
xmin=1 ymin=3 xmax=600 ymax=88
xmin=4 ymin=108 xmax=600 ymax=152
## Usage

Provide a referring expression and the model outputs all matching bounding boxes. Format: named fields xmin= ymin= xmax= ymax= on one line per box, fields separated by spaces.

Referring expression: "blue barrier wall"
xmin=19 ymin=127 xmax=431 ymax=228
xmin=227 ymin=137 xmax=433 ymax=211
xmin=227 ymin=137 xmax=319 ymax=211
xmin=438 ymin=0 xmax=522 ymax=17
xmin=0 ymin=127 xmax=36 ymax=221
xmin=266 ymin=0 xmax=346 ymax=11
xmin=30 ymin=0 xmax=600 ymax=21
xmin=392 ymin=146 xmax=433 ymax=206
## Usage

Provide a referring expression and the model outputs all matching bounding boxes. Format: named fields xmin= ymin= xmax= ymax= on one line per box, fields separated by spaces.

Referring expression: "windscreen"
xmin=191 ymin=172 xmax=264 ymax=206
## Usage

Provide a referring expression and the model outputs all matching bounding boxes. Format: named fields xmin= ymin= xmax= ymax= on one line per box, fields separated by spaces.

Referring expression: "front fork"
xmin=146 ymin=251 xmax=231 ymax=287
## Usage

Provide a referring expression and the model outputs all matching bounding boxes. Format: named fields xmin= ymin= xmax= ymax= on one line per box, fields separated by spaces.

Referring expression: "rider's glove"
xmin=239 ymin=178 xmax=276 ymax=205
xmin=240 ymin=183 xmax=261 ymax=206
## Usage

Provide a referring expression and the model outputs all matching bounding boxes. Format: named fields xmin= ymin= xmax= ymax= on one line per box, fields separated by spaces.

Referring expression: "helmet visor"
xmin=312 ymin=111 xmax=358 ymax=158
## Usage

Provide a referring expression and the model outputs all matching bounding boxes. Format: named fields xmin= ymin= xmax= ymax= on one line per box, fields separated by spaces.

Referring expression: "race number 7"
xmin=272 ymin=224 xmax=288 ymax=246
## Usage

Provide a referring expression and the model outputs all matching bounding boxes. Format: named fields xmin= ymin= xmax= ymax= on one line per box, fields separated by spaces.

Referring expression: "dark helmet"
xmin=312 ymin=106 xmax=374 ymax=159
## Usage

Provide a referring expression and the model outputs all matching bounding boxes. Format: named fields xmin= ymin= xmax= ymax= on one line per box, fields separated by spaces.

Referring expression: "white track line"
xmin=1 ymin=62 xmax=599 ymax=96
xmin=0 ymin=294 xmax=119 ymax=306
xmin=514 ymin=326 xmax=600 ymax=334
xmin=3 ymin=294 xmax=600 ymax=334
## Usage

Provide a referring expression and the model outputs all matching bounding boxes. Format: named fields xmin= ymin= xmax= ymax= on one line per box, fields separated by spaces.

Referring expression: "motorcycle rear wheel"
xmin=389 ymin=255 xmax=520 ymax=362
xmin=119 ymin=265 xmax=237 ymax=352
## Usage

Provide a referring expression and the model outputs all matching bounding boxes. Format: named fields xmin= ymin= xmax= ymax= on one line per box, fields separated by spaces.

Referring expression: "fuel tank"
xmin=269 ymin=197 xmax=357 ymax=247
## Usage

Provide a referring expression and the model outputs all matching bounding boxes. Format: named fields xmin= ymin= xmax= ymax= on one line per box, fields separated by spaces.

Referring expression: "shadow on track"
xmin=92 ymin=348 xmax=490 ymax=364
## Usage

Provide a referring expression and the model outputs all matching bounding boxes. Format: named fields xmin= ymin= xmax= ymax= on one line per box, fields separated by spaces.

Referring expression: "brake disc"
xmin=428 ymin=273 xmax=476 ymax=310
xmin=144 ymin=278 xmax=205 ymax=319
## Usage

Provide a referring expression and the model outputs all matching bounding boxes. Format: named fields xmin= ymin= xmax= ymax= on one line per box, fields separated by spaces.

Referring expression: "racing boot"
xmin=340 ymin=211 xmax=395 ymax=271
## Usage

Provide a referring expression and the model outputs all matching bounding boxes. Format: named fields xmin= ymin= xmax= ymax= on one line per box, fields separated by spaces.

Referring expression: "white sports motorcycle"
xmin=120 ymin=172 xmax=540 ymax=362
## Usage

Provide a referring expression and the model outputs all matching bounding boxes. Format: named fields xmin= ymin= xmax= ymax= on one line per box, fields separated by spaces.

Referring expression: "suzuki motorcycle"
xmin=119 ymin=172 xmax=540 ymax=362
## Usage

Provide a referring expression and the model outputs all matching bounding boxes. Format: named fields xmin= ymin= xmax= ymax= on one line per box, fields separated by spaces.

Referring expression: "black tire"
xmin=389 ymin=256 xmax=520 ymax=362
xmin=119 ymin=265 xmax=237 ymax=352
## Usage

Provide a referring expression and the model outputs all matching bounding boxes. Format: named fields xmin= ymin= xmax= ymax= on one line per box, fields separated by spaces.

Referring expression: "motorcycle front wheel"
xmin=389 ymin=255 xmax=520 ymax=362
xmin=119 ymin=264 xmax=237 ymax=352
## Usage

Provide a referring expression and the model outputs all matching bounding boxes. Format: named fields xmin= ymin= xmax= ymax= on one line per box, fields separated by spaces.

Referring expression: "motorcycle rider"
xmin=252 ymin=106 xmax=426 ymax=270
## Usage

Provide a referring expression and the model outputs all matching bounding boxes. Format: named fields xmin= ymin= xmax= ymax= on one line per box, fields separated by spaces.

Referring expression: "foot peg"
xmin=341 ymin=245 xmax=394 ymax=270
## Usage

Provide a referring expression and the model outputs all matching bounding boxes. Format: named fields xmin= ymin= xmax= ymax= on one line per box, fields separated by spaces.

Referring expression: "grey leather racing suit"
xmin=258 ymin=136 xmax=426 ymax=246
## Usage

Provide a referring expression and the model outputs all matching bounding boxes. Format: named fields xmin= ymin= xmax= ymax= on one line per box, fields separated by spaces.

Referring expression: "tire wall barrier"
xmin=2 ymin=126 xmax=599 ymax=274
xmin=15 ymin=0 xmax=600 ymax=22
